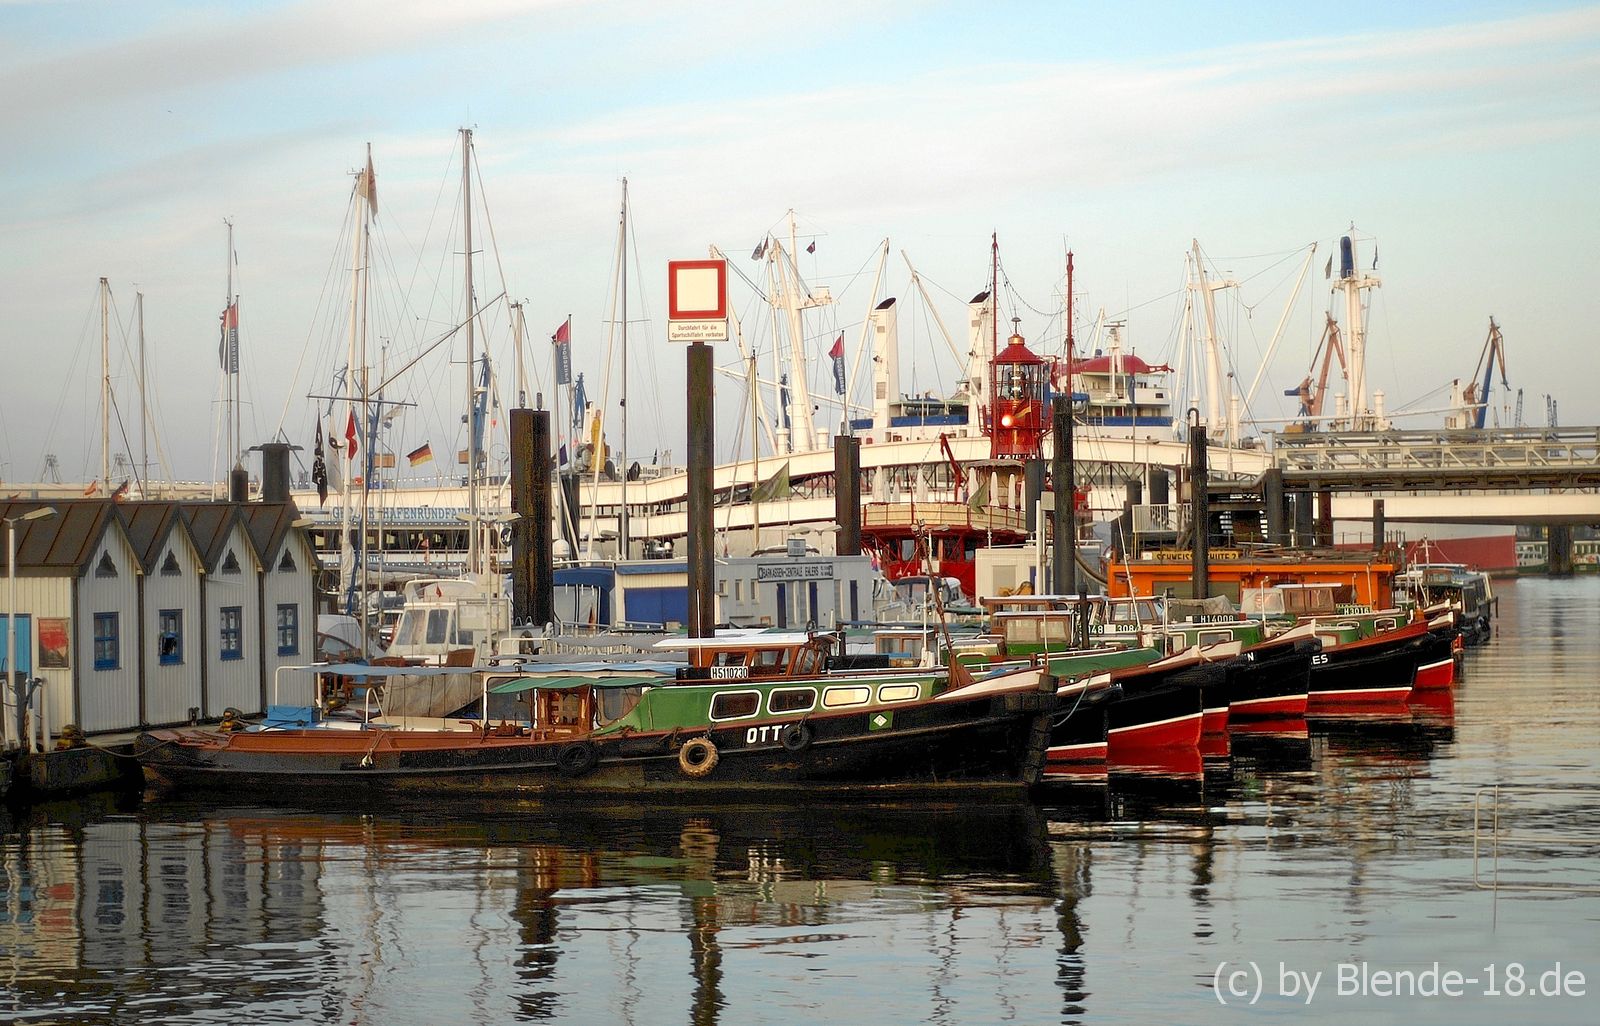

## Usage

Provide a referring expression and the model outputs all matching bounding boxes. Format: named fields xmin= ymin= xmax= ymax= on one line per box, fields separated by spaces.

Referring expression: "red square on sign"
xmin=667 ymin=260 xmax=727 ymax=320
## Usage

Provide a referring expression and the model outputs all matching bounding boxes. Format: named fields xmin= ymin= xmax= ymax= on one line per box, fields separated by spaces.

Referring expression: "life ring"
xmin=780 ymin=722 xmax=813 ymax=753
xmin=677 ymin=737 xmax=719 ymax=778
xmin=557 ymin=741 xmax=598 ymax=777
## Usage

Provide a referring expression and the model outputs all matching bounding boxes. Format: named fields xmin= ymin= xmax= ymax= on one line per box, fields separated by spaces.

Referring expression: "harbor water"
xmin=2 ymin=578 xmax=1597 ymax=1024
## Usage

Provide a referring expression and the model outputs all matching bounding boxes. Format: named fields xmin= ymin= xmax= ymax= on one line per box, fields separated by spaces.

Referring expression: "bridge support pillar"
xmin=1548 ymin=524 xmax=1574 ymax=577
xmin=1262 ymin=467 xmax=1287 ymax=545
xmin=1316 ymin=490 xmax=1334 ymax=547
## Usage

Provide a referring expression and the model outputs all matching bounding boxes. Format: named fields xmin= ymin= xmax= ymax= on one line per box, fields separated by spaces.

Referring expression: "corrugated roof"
xmin=0 ymin=499 xmax=119 ymax=574
xmin=179 ymin=502 xmax=243 ymax=571
xmin=241 ymin=502 xmax=301 ymax=566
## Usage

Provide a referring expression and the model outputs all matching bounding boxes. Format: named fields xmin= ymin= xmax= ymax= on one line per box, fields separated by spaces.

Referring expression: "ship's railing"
xmin=862 ymin=502 xmax=1027 ymax=533
xmin=1472 ymin=785 xmax=1600 ymax=894
xmin=1273 ymin=427 xmax=1600 ymax=473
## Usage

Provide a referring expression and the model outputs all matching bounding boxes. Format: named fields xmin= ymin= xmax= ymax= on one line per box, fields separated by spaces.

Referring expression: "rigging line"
xmin=275 ymin=181 xmax=360 ymax=439
xmin=470 ymin=144 xmax=539 ymax=404
xmin=40 ymin=284 xmax=101 ymax=476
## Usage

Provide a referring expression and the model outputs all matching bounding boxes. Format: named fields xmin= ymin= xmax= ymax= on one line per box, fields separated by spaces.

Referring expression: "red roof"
xmin=1073 ymin=354 xmax=1169 ymax=375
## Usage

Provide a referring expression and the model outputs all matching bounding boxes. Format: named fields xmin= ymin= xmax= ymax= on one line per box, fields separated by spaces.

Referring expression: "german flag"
xmin=407 ymin=443 xmax=434 ymax=466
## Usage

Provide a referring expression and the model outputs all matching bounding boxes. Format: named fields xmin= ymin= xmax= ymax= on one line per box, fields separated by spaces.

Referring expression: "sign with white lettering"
xmin=756 ymin=562 xmax=835 ymax=582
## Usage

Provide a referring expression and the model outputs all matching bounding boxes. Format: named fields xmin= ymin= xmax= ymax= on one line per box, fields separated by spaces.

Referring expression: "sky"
xmin=2 ymin=0 xmax=1597 ymax=487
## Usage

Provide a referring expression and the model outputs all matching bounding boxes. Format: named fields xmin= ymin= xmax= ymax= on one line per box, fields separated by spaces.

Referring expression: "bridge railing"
xmin=1271 ymin=427 xmax=1600 ymax=473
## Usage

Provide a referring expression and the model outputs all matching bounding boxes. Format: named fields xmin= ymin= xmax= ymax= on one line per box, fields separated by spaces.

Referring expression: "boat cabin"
xmin=385 ymin=575 xmax=512 ymax=664
xmin=654 ymin=632 xmax=837 ymax=677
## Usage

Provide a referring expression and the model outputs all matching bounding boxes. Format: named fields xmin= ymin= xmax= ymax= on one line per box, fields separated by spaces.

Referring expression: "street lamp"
xmin=6 ymin=506 xmax=57 ymax=752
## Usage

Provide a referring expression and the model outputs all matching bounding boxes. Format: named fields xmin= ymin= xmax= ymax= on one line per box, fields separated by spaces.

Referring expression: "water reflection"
xmin=2 ymin=579 xmax=1597 ymax=1025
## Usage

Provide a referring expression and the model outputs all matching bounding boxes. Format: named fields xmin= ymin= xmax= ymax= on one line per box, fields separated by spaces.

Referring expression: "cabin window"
xmin=93 ymin=612 xmax=120 ymax=670
xmin=713 ymin=651 xmax=747 ymax=667
xmin=792 ymin=647 xmax=824 ymax=676
xmin=877 ymin=683 xmax=922 ymax=703
xmin=1198 ymin=630 xmax=1234 ymax=647
xmin=95 ymin=552 xmax=118 ymax=578
xmin=220 ymin=607 xmax=243 ymax=660
xmin=425 ymin=609 xmax=451 ymax=645
xmin=768 ymin=688 xmax=817 ymax=714
xmin=1375 ymin=617 xmax=1397 ymax=632
xmin=276 ymin=604 xmax=300 ymax=656
xmin=751 ymin=649 xmax=787 ymax=676
xmin=220 ymin=550 xmax=241 ymax=575
xmin=1003 ymin=618 xmax=1040 ymax=645
xmin=597 ymin=686 xmax=647 ymax=724
xmin=160 ymin=551 xmax=181 ymax=576
xmin=158 ymin=609 xmax=183 ymax=666
xmin=277 ymin=551 xmax=297 ymax=573
xmin=733 ymin=580 xmax=743 ymax=601
xmin=709 ymin=690 xmax=761 ymax=721
xmin=822 ymin=686 xmax=871 ymax=708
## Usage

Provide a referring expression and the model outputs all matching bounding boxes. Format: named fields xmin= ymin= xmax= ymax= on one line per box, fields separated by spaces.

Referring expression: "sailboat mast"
xmin=136 ymin=291 xmax=147 ymax=496
xmin=227 ymin=220 xmax=239 ymax=473
xmin=462 ymin=127 xmax=479 ymax=576
xmin=619 ymin=178 xmax=629 ymax=558
xmin=99 ymin=276 xmax=110 ymax=493
xmin=339 ymin=149 xmax=367 ymax=628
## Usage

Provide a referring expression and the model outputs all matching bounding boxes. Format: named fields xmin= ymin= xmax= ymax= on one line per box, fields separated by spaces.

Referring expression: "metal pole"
xmin=1372 ymin=498 xmax=1386 ymax=553
xmin=1051 ymin=396 xmax=1076 ymax=595
xmin=834 ymin=436 xmax=861 ymax=556
xmin=1190 ymin=417 xmax=1210 ymax=599
xmin=687 ymin=343 xmax=716 ymax=637
xmin=531 ymin=410 xmax=555 ymax=626
xmin=6 ymin=519 xmax=16 ymax=750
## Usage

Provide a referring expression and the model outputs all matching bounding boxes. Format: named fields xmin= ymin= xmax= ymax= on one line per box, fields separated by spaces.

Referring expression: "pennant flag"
xmin=407 ymin=443 xmax=434 ymax=466
xmin=1323 ymin=254 xmax=1333 ymax=280
xmin=83 ymin=480 xmax=100 ymax=496
xmin=751 ymin=238 xmax=767 ymax=260
xmin=344 ymin=410 xmax=359 ymax=459
xmin=357 ymin=154 xmax=377 ymax=214
xmin=751 ymin=462 xmax=791 ymax=504
xmin=112 ymin=479 xmax=130 ymax=501
xmin=219 ymin=302 xmax=239 ymax=373
xmin=806 ymin=240 xmax=816 ymax=254
xmin=554 ymin=318 xmax=572 ymax=385
xmin=967 ymin=476 xmax=990 ymax=512
xmin=1372 ymin=243 xmax=1378 ymax=270
xmin=829 ymin=333 xmax=846 ymax=395
xmin=558 ymin=443 xmax=569 ymax=466
xmin=312 ymin=420 xmax=329 ymax=507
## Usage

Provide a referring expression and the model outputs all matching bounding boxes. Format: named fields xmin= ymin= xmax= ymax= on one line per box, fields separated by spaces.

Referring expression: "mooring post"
xmin=1371 ymin=498 xmax=1386 ymax=553
xmin=1051 ymin=396 xmax=1076 ymax=595
xmin=510 ymin=408 xmax=534 ymax=624
xmin=687 ymin=343 xmax=716 ymax=636
xmin=1189 ymin=415 xmax=1209 ymax=599
xmin=834 ymin=435 xmax=861 ymax=556
xmin=530 ymin=410 xmax=554 ymax=626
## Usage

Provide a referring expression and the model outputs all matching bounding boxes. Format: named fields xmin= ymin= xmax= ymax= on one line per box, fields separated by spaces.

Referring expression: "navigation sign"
xmin=667 ymin=259 xmax=728 ymax=342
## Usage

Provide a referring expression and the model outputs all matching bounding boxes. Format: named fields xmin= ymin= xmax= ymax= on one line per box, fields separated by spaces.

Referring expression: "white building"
xmin=1 ymin=498 xmax=316 ymax=739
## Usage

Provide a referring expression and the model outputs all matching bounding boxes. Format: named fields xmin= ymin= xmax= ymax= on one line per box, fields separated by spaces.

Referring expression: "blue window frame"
xmin=93 ymin=612 xmax=119 ymax=670
xmin=158 ymin=609 xmax=183 ymax=666
xmin=220 ymin=606 xmax=243 ymax=661
xmin=276 ymin=603 xmax=299 ymax=656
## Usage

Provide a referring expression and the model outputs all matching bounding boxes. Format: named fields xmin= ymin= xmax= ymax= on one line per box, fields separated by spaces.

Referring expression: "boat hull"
xmin=136 ymin=688 xmax=1054 ymax=798
xmin=1307 ymin=627 xmax=1426 ymax=710
xmin=1224 ymin=639 xmax=1316 ymax=720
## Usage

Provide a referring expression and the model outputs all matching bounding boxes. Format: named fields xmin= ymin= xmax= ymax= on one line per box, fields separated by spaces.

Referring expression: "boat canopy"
xmin=488 ymin=674 xmax=664 ymax=695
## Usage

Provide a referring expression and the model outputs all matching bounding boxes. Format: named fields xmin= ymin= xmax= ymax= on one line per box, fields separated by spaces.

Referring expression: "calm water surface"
xmin=3 ymin=578 xmax=1598 ymax=1024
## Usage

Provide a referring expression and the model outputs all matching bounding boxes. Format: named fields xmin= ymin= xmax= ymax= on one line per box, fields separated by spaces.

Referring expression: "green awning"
xmin=488 ymin=675 xmax=664 ymax=695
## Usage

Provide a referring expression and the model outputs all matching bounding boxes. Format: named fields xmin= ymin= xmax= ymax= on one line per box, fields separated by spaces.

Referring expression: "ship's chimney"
xmin=965 ymin=290 xmax=992 ymax=436
xmin=258 ymin=442 xmax=292 ymax=503
xmin=870 ymin=297 xmax=899 ymax=438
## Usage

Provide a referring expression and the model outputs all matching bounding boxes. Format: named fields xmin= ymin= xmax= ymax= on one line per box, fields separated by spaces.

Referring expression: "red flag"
xmin=552 ymin=320 xmax=570 ymax=345
xmin=829 ymin=334 xmax=846 ymax=395
xmin=806 ymin=240 xmax=816 ymax=254
xmin=345 ymin=410 xmax=359 ymax=459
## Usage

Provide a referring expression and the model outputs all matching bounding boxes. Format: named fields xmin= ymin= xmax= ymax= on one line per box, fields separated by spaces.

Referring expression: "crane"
xmin=1463 ymin=318 xmax=1509 ymax=430
xmin=1283 ymin=314 xmax=1347 ymax=432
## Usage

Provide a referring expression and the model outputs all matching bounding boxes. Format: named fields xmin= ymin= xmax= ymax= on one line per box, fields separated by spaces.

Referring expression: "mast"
xmin=462 ymin=127 xmax=479 ymax=576
xmin=991 ymin=233 xmax=999 ymax=360
xmin=136 ymin=290 xmax=147 ymax=496
xmin=619 ymin=178 xmax=629 ymax=558
xmin=99 ymin=276 xmax=110 ymax=493
xmin=227 ymin=220 xmax=240 ymax=474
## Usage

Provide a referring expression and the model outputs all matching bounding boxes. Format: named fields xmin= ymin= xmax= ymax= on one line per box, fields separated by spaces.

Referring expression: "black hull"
xmin=1225 ymin=639 xmax=1317 ymax=720
xmin=137 ymin=691 xmax=1054 ymax=799
xmin=1308 ymin=633 xmax=1424 ymax=707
